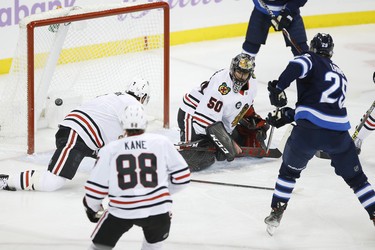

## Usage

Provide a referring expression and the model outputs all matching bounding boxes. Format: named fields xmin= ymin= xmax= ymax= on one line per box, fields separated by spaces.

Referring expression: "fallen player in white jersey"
xmin=0 ymin=77 xmax=151 ymax=192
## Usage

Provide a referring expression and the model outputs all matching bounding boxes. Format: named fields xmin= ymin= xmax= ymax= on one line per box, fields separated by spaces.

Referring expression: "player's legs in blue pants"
xmin=270 ymin=120 xmax=375 ymax=221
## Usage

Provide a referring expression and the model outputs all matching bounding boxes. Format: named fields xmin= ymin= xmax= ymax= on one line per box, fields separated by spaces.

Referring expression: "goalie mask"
xmin=121 ymin=104 xmax=147 ymax=130
xmin=230 ymin=53 xmax=255 ymax=93
xmin=309 ymin=33 xmax=334 ymax=58
xmin=126 ymin=77 xmax=150 ymax=105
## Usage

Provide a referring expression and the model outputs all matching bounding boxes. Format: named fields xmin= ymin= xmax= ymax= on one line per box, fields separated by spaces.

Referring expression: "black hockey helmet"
xmin=309 ymin=33 xmax=334 ymax=58
xmin=230 ymin=53 xmax=255 ymax=93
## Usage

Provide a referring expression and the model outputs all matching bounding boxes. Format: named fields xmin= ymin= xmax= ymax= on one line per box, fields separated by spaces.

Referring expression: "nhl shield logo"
xmin=218 ymin=82 xmax=231 ymax=95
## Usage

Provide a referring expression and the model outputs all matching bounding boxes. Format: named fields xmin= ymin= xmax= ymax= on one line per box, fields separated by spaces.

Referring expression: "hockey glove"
xmin=266 ymin=107 xmax=295 ymax=128
xmin=268 ymin=80 xmax=287 ymax=107
xmin=272 ymin=9 xmax=293 ymax=31
xmin=239 ymin=115 xmax=269 ymax=140
xmin=83 ymin=197 xmax=104 ymax=223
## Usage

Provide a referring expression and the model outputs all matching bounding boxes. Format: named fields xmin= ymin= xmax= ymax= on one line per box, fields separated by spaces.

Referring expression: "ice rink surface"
xmin=0 ymin=24 xmax=375 ymax=249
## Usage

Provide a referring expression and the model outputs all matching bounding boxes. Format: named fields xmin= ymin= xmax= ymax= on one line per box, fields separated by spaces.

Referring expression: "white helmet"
xmin=126 ymin=77 xmax=150 ymax=105
xmin=121 ymin=104 xmax=147 ymax=130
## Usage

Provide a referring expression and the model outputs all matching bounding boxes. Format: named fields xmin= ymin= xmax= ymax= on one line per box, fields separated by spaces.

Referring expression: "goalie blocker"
xmin=177 ymin=122 xmax=241 ymax=172
xmin=206 ymin=121 xmax=241 ymax=161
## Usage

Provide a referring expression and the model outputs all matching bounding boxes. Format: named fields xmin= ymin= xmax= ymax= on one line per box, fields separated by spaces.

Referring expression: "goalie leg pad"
xmin=206 ymin=122 xmax=237 ymax=161
xmin=179 ymin=150 xmax=215 ymax=172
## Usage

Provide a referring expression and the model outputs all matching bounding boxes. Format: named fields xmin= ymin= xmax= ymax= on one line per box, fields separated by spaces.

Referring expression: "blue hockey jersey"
xmin=276 ymin=52 xmax=350 ymax=131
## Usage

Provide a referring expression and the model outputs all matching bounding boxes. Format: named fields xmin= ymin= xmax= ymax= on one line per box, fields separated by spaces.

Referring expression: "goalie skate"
xmin=264 ymin=202 xmax=287 ymax=236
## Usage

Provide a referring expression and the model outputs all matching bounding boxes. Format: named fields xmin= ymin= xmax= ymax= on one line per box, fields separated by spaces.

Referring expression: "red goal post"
xmin=0 ymin=2 xmax=170 ymax=155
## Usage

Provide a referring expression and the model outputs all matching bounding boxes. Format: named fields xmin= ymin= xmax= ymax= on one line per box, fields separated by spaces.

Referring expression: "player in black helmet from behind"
xmin=263 ymin=33 xmax=375 ymax=235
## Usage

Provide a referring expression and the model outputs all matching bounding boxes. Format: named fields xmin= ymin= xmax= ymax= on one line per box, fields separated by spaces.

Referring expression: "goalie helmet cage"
xmin=0 ymin=2 xmax=170 ymax=154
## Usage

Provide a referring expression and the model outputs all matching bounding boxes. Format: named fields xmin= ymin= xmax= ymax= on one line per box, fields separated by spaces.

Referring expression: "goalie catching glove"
xmin=236 ymin=108 xmax=270 ymax=148
xmin=266 ymin=107 xmax=295 ymax=128
xmin=268 ymin=80 xmax=287 ymax=107
xmin=83 ymin=197 xmax=105 ymax=223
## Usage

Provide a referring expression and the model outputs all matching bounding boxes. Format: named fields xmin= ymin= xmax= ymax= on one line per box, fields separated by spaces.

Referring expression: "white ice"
xmin=0 ymin=24 xmax=374 ymax=249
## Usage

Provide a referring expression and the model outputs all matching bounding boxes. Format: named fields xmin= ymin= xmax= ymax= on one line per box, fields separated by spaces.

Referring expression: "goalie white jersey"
xmin=59 ymin=93 xmax=140 ymax=150
xmin=84 ymin=133 xmax=190 ymax=219
xmin=192 ymin=68 xmax=258 ymax=135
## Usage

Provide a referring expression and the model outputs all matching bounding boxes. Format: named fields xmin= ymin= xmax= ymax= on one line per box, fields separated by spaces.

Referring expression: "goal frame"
xmin=25 ymin=2 xmax=170 ymax=154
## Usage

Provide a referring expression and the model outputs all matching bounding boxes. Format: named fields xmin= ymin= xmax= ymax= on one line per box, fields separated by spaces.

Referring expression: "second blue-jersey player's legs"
xmin=242 ymin=9 xmax=309 ymax=56
xmin=270 ymin=124 xmax=315 ymax=207
xmin=242 ymin=9 xmax=270 ymax=55
xmin=270 ymin=122 xmax=375 ymax=218
xmin=282 ymin=14 xmax=308 ymax=55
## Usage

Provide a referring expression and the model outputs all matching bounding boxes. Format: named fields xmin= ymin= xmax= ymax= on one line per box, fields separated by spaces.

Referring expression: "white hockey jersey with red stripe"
xmin=180 ymin=84 xmax=204 ymax=115
xmin=192 ymin=69 xmax=258 ymax=135
xmin=84 ymin=133 xmax=190 ymax=219
xmin=59 ymin=93 xmax=140 ymax=150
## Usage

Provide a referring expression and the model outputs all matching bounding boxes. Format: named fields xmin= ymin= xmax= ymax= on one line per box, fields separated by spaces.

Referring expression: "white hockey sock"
xmin=356 ymin=110 xmax=375 ymax=141
xmin=8 ymin=170 xmax=66 ymax=191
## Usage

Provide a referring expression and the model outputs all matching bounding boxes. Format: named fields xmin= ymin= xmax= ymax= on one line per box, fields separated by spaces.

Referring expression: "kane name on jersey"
xmin=124 ymin=140 xmax=146 ymax=150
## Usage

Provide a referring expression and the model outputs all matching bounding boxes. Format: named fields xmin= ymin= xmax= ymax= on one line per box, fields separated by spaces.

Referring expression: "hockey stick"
xmin=191 ymin=179 xmax=274 ymax=191
xmin=265 ymin=107 xmax=279 ymax=153
xmin=259 ymin=0 xmax=301 ymax=152
xmin=258 ymin=0 xmax=303 ymax=54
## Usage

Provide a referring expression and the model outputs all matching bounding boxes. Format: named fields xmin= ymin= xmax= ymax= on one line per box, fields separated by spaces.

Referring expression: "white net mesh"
xmin=0 ymin=3 xmax=168 ymax=153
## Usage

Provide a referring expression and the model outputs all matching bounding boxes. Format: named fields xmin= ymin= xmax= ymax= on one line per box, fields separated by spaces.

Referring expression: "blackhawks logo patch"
xmin=218 ymin=82 xmax=231 ymax=95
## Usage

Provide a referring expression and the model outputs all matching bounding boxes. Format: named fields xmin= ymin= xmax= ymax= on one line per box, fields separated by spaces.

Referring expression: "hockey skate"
xmin=264 ymin=202 xmax=287 ymax=236
xmin=0 ymin=175 xmax=16 ymax=191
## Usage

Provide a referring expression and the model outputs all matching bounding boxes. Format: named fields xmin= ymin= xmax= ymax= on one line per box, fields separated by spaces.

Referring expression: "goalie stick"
xmin=176 ymin=141 xmax=282 ymax=158
xmin=315 ymin=72 xmax=375 ymax=159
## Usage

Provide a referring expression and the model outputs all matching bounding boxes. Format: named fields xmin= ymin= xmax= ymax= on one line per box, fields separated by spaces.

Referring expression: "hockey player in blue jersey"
xmin=263 ymin=33 xmax=375 ymax=235
xmin=242 ymin=0 xmax=309 ymax=57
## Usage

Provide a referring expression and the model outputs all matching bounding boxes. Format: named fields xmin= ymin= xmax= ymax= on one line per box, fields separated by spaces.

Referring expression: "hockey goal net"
xmin=0 ymin=2 xmax=169 ymax=155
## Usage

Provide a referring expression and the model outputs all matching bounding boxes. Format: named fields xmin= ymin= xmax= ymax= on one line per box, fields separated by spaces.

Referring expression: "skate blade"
xmin=266 ymin=225 xmax=276 ymax=236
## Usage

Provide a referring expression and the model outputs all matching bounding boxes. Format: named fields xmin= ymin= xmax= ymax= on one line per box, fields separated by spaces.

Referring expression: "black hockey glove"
xmin=272 ymin=9 xmax=293 ymax=31
xmin=266 ymin=107 xmax=295 ymax=128
xmin=268 ymin=80 xmax=287 ymax=107
xmin=83 ymin=197 xmax=104 ymax=223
